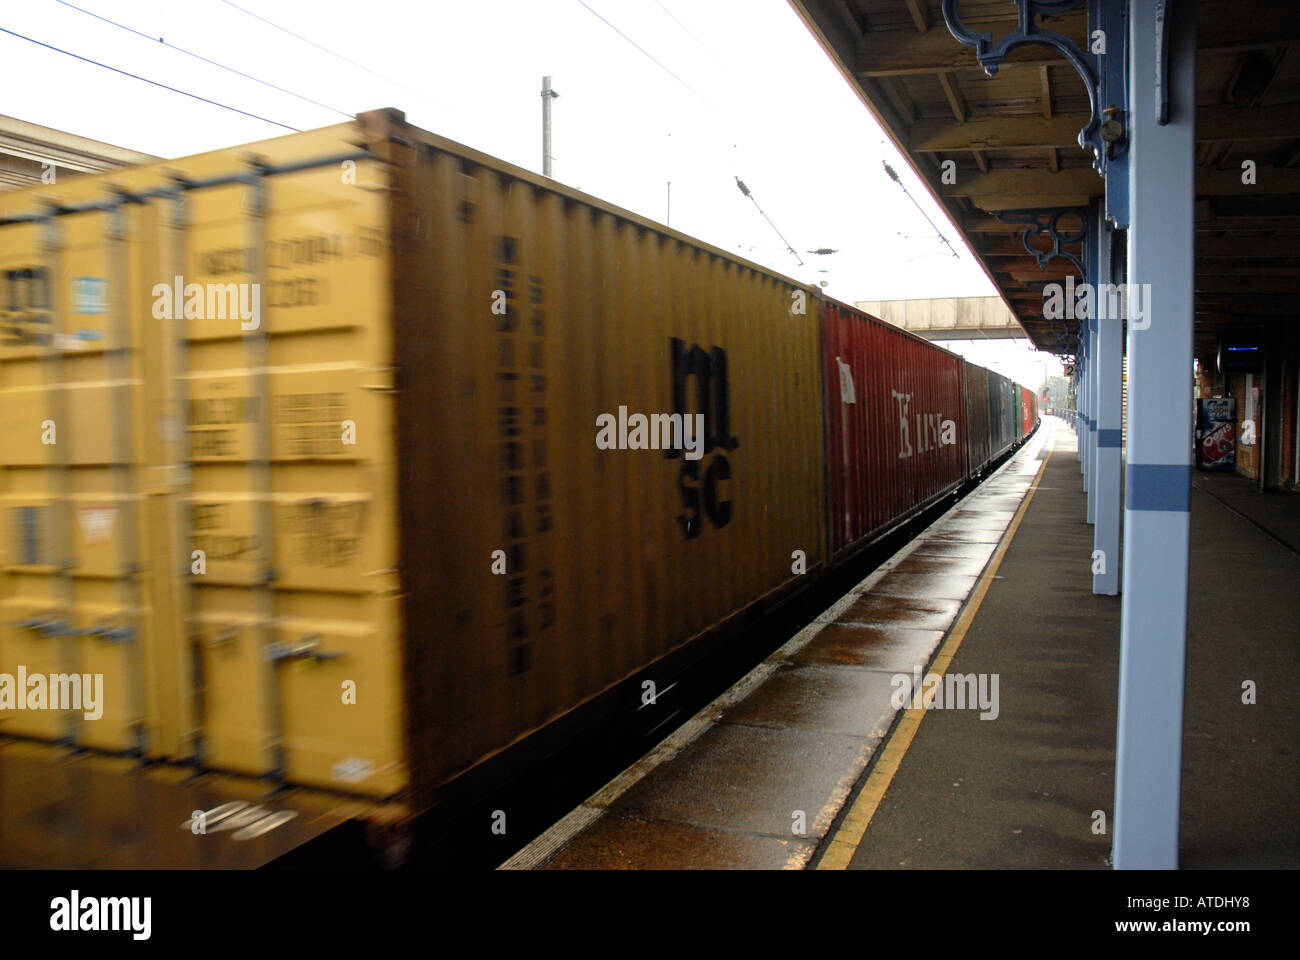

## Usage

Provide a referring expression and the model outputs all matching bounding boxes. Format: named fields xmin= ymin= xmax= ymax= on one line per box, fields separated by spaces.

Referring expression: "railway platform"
xmin=506 ymin=416 xmax=1300 ymax=870
xmin=841 ymin=423 xmax=1299 ymax=871
xmin=504 ymin=421 xmax=1049 ymax=869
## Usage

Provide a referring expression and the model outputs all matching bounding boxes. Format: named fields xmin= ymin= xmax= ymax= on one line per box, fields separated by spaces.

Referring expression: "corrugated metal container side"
xmin=985 ymin=372 xmax=1001 ymax=457
xmin=1014 ymin=386 xmax=1024 ymax=440
xmin=962 ymin=360 xmax=992 ymax=475
xmin=2 ymin=110 xmax=828 ymax=811
xmin=1020 ymin=386 xmax=1035 ymax=437
xmin=1004 ymin=376 xmax=1020 ymax=449
xmin=0 ymin=106 xmax=1040 ymax=826
xmin=820 ymin=300 xmax=965 ymax=560
xmin=987 ymin=371 xmax=1016 ymax=458
xmin=1 ymin=122 xmax=406 ymax=796
xmin=382 ymin=113 xmax=827 ymax=808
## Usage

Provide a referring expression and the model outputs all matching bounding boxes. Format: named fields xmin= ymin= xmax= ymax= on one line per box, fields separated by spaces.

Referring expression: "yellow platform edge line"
xmin=815 ymin=433 xmax=1055 ymax=870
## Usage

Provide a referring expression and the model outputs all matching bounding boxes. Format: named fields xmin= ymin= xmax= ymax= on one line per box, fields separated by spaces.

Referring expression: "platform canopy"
xmin=788 ymin=0 xmax=1300 ymax=360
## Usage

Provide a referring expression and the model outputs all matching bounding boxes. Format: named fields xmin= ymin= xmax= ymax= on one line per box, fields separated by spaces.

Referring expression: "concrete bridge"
xmin=855 ymin=296 xmax=1026 ymax=340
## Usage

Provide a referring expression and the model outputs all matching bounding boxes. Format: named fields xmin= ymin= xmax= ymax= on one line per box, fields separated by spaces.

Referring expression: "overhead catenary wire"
xmin=882 ymin=160 xmax=960 ymax=259
xmin=636 ymin=3 xmax=829 ymax=268
xmin=0 ymin=26 xmax=299 ymax=131
xmin=574 ymin=0 xmax=710 ymax=103
xmin=735 ymin=176 xmax=804 ymax=267
xmin=199 ymin=0 xmax=805 ymax=270
xmin=218 ymin=0 xmax=441 ymax=104
xmin=650 ymin=0 xmax=721 ymax=63
xmin=56 ymin=0 xmax=352 ymax=119
xmin=566 ymin=1 xmax=812 ymax=262
xmin=640 ymin=3 xmax=770 ymax=194
xmin=650 ymin=2 xmax=853 ymax=271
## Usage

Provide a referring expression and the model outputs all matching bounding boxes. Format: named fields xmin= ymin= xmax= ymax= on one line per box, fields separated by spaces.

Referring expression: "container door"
xmin=2 ymin=127 xmax=407 ymax=800
xmin=1 ymin=213 xmax=146 ymax=753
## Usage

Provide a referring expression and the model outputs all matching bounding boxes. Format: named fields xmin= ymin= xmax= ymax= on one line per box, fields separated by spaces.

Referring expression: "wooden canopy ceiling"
xmin=788 ymin=0 xmax=1300 ymax=359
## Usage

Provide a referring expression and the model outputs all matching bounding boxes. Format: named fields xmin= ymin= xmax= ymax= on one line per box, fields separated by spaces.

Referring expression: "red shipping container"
xmin=820 ymin=300 xmax=967 ymax=560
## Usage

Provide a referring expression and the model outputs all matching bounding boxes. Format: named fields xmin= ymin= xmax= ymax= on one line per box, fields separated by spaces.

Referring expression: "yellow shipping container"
xmin=0 ymin=110 xmax=825 ymax=813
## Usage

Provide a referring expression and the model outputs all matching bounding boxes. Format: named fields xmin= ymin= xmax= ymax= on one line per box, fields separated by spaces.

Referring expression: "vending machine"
xmin=1196 ymin=398 xmax=1236 ymax=471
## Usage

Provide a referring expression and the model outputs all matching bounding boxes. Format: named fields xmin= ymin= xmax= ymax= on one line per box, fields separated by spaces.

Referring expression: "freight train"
xmin=0 ymin=109 xmax=1037 ymax=850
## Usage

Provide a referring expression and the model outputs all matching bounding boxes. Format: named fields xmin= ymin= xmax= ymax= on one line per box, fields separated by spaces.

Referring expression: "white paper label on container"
xmin=836 ymin=356 xmax=856 ymax=404
xmin=76 ymin=506 xmax=117 ymax=545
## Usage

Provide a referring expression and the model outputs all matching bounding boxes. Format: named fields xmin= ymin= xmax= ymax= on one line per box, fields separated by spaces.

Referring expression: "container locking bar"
xmin=266 ymin=634 xmax=346 ymax=664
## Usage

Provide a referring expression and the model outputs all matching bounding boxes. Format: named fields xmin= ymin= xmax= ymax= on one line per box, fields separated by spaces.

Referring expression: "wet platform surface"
xmin=1192 ymin=468 xmax=1300 ymax=554
xmin=845 ymin=422 xmax=1300 ymax=869
xmin=0 ymin=740 xmax=376 ymax=868
xmin=505 ymin=429 xmax=1049 ymax=870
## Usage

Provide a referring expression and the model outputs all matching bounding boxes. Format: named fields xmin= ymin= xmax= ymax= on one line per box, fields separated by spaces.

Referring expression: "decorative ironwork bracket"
xmin=992 ymin=206 xmax=1088 ymax=354
xmin=942 ymin=0 xmax=1100 ymax=153
xmin=995 ymin=206 xmax=1088 ymax=274
xmin=942 ymin=0 xmax=1133 ymax=227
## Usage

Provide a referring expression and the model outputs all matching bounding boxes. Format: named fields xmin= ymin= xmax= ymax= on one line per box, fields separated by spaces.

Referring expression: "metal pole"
xmin=1078 ymin=319 xmax=1087 ymax=475
xmin=1114 ymin=0 xmax=1196 ymax=870
xmin=1084 ymin=216 xmax=1097 ymax=510
xmin=1092 ymin=308 xmax=1101 ymax=523
xmin=1087 ymin=332 xmax=1094 ymax=489
xmin=1072 ymin=364 xmax=1079 ymax=432
xmin=1093 ymin=206 xmax=1121 ymax=595
xmin=1081 ymin=342 xmax=1090 ymax=482
xmin=542 ymin=76 xmax=559 ymax=177
xmin=1087 ymin=229 xmax=1099 ymax=525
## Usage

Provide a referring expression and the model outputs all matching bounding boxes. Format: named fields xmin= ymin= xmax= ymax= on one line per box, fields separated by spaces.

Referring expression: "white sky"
xmin=2 ymin=0 xmax=1059 ymax=386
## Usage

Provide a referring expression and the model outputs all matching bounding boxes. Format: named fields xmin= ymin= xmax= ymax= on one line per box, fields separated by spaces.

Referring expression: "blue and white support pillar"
xmin=1078 ymin=344 xmax=1086 ymax=481
xmin=1090 ymin=308 xmax=1100 ymax=525
xmin=1093 ymin=208 xmax=1121 ymax=595
xmin=1087 ymin=333 xmax=1094 ymax=491
xmin=1114 ymin=0 xmax=1195 ymax=869
xmin=1075 ymin=366 xmax=1080 ymax=432
xmin=1074 ymin=363 xmax=1080 ymax=432
xmin=1076 ymin=358 xmax=1083 ymax=439
xmin=1085 ymin=212 xmax=1100 ymax=524
xmin=1083 ymin=324 xmax=1091 ymax=511
xmin=1080 ymin=344 xmax=1090 ymax=479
